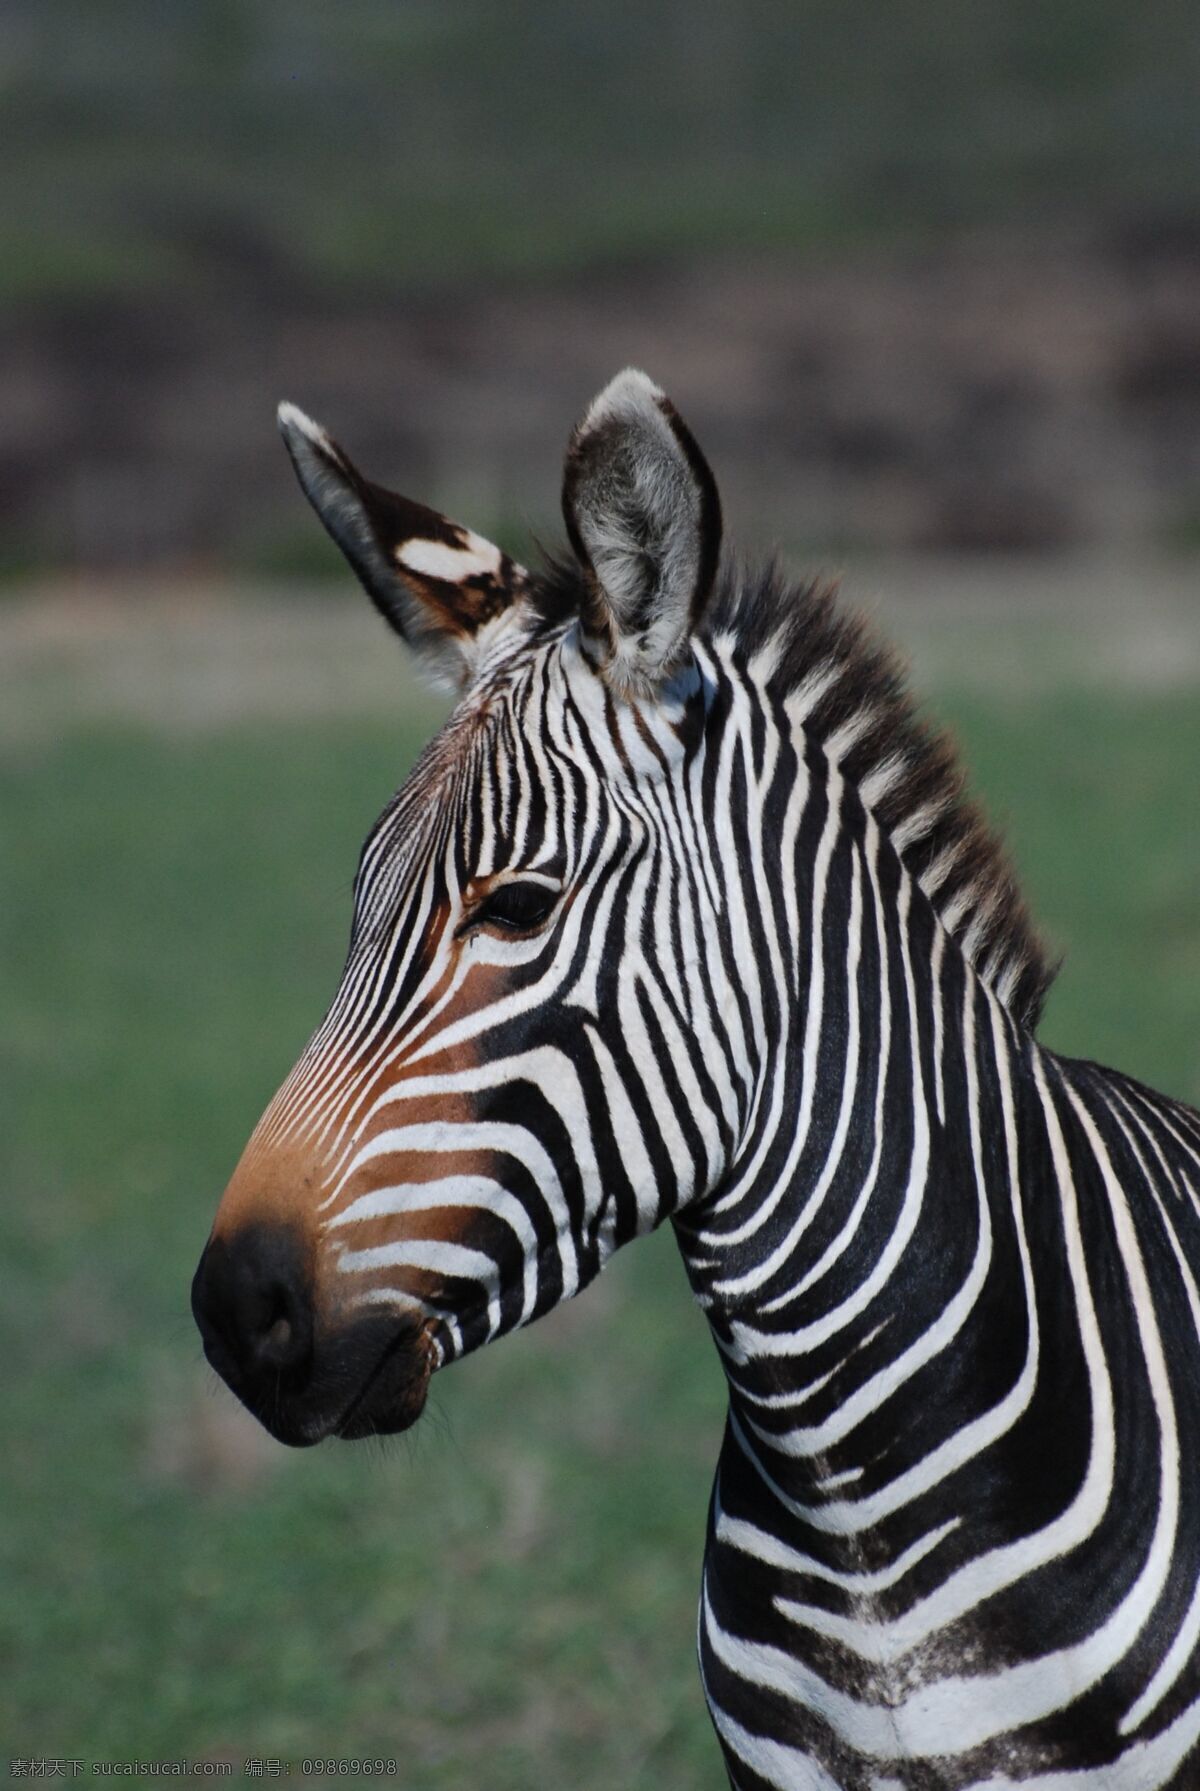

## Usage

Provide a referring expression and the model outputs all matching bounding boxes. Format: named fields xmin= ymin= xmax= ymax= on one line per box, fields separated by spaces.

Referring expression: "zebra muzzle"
xmin=191 ymin=1223 xmax=435 ymax=1446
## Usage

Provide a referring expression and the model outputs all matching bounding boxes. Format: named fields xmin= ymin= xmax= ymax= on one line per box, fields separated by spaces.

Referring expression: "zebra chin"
xmin=190 ymin=1224 xmax=441 ymax=1448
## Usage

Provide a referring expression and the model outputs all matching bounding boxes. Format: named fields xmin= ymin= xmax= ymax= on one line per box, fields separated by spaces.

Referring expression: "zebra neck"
xmin=672 ymin=865 xmax=1045 ymax=1535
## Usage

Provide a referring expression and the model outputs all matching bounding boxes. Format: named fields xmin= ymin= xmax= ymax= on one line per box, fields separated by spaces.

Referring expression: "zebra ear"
xmin=277 ymin=403 xmax=531 ymax=689
xmin=561 ymin=369 xmax=722 ymax=695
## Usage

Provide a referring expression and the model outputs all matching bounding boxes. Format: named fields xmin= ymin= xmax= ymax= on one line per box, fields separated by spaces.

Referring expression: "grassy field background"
xmin=2 ymin=583 xmax=1199 ymax=1784
xmin=9 ymin=0 xmax=1198 ymax=305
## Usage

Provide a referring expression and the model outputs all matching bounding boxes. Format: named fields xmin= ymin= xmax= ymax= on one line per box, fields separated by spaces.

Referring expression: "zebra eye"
xmin=472 ymin=880 xmax=558 ymax=933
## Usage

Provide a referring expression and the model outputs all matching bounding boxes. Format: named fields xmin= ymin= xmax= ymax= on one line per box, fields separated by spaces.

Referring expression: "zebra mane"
xmin=535 ymin=551 xmax=1054 ymax=1031
xmin=706 ymin=558 xmax=1055 ymax=1031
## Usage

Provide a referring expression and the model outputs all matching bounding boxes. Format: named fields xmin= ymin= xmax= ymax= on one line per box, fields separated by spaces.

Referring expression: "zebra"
xmin=192 ymin=368 xmax=1200 ymax=1788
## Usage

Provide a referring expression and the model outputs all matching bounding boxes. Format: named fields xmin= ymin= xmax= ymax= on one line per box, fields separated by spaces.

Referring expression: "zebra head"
xmin=192 ymin=370 xmax=735 ymax=1445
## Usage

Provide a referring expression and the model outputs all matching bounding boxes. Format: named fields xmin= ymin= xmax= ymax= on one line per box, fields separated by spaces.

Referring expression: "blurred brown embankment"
xmin=6 ymin=223 xmax=1200 ymax=578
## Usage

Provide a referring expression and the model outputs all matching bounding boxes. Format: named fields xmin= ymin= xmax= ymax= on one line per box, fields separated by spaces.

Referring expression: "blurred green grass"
xmin=6 ymin=0 xmax=1200 ymax=304
xmin=1 ymin=680 xmax=1198 ymax=1781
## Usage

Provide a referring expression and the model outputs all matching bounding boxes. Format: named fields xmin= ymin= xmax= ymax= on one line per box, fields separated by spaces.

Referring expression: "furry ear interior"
xmin=277 ymin=402 xmax=530 ymax=688
xmin=561 ymin=369 xmax=722 ymax=695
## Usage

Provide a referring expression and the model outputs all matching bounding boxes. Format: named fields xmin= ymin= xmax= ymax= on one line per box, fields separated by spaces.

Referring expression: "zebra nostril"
xmin=192 ymin=1226 xmax=314 ymax=1386
xmin=251 ymin=1283 xmax=310 ymax=1371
